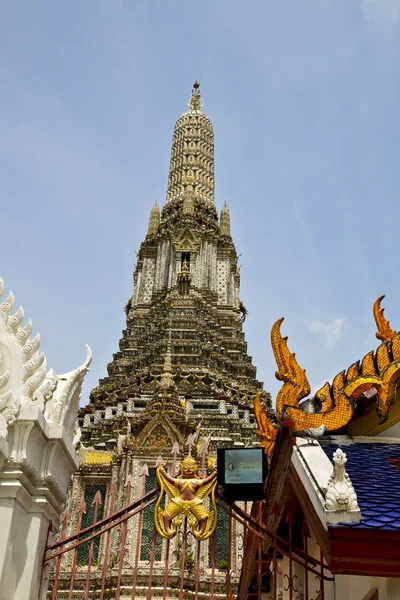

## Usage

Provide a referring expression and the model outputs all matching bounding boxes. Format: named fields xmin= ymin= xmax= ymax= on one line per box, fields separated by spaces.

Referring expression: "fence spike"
xmin=171 ymin=441 xmax=180 ymax=456
xmin=60 ymin=511 xmax=70 ymax=526
xmin=155 ymin=455 xmax=164 ymax=467
xmin=185 ymin=433 xmax=195 ymax=455
xmin=92 ymin=490 xmax=102 ymax=507
xmin=77 ymin=497 xmax=86 ymax=515
xmin=199 ymin=434 xmax=211 ymax=457
xmin=272 ymin=501 xmax=280 ymax=516
xmin=302 ymin=521 xmax=311 ymax=539
xmin=125 ymin=474 xmax=134 ymax=487
xmin=140 ymin=463 xmax=149 ymax=477
xmin=286 ymin=506 xmax=295 ymax=524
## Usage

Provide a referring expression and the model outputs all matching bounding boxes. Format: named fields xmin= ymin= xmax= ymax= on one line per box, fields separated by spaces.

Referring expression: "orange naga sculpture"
xmin=257 ymin=296 xmax=400 ymax=457
xmin=254 ymin=393 xmax=277 ymax=458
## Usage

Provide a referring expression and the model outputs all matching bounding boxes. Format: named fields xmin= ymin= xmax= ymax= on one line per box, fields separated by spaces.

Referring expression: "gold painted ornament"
xmin=254 ymin=393 xmax=277 ymax=458
xmin=154 ymin=455 xmax=217 ymax=540
xmin=256 ymin=296 xmax=400 ymax=459
xmin=270 ymin=296 xmax=400 ymax=432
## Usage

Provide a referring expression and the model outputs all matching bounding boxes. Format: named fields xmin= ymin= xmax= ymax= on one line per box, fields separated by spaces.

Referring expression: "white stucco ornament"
xmin=325 ymin=447 xmax=361 ymax=524
xmin=0 ymin=278 xmax=47 ymax=437
xmin=44 ymin=345 xmax=92 ymax=438
xmin=0 ymin=277 xmax=92 ymax=441
xmin=0 ymin=276 xmax=93 ymax=600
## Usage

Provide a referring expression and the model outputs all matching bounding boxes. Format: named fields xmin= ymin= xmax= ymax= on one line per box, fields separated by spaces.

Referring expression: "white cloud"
xmin=308 ymin=318 xmax=344 ymax=349
xmin=361 ymin=0 xmax=400 ymax=26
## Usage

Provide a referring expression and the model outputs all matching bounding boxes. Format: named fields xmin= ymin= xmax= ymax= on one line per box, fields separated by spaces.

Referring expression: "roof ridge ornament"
xmin=259 ymin=294 xmax=400 ymax=458
xmin=188 ymin=80 xmax=203 ymax=111
xmin=254 ymin=393 xmax=277 ymax=459
xmin=373 ymin=295 xmax=396 ymax=343
xmin=325 ymin=447 xmax=361 ymax=523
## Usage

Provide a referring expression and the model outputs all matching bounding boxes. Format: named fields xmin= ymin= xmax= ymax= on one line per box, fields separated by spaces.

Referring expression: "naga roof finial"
xmin=188 ymin=80 xmax=203 ymax=111
xmin=373 ymin=295 xmax=396 ymax=343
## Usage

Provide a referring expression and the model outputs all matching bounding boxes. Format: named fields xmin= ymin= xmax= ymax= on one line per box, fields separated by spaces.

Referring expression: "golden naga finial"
xmin=188 ymin=80 xmax=203 ymax=111
xmin=267 ymin=297 xmax=400 ymax=443
xmin=155 ymin=455 xmax=217 ymax=540
xmin=373 ymin=295 xmax=395 ymax=343
xmin=272 ymin=318 xmax=363 ymax=430
xmin=254 ymin=393 xmax=277 ymax=458
xmin=271 ymin=318 xmax=310 ymax=402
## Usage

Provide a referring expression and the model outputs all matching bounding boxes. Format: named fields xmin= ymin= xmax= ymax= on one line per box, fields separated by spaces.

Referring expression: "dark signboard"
xmin=217 ymin=447 xmax=268 ymax=501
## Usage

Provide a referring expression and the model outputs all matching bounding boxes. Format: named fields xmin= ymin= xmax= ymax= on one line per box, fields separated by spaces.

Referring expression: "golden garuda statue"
xmin=154 ymin=455 xmax=217 ymax=540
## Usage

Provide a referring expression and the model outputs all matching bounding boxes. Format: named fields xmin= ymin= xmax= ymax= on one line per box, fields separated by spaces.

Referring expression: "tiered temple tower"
xmin=59 ymin=83 xmax=268 ymax=598
xmin=77 ymin=81 xmax=266 ymax=451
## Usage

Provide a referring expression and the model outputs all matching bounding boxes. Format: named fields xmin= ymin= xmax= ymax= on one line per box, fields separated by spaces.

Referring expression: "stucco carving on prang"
xmin=172 ymin=228 xmax=201 ymax=255
xmin=0 ymin=277 xmax=92 ymax=441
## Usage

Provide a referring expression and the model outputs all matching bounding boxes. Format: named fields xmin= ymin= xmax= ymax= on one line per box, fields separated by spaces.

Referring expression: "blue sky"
xmin=1 ymin=0 xmax=400 ymax=404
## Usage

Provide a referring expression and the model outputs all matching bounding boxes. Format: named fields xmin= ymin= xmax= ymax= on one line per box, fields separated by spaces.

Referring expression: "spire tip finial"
xmin=188 ymin=80 xmax=203 ymax=111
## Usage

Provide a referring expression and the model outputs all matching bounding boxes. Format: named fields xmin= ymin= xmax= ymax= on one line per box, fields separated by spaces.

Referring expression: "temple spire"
xmin=147 ymin=201 xmax=160 ymax=235
xmin=160 ymin=317 xmax=175 ymax=389
xmin=220 ymin=201 xmax=231 ymax=236
xmin=166 ymin=82 xmax=214 ymax=205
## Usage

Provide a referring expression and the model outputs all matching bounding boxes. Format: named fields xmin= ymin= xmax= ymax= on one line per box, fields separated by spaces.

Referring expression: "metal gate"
xmin=39 ymin=485 xmax=333 ymax=600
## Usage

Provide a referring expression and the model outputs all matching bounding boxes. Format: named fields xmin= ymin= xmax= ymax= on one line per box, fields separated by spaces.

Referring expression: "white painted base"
xmin=0 ymin=417 xmax=78 ymax=600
